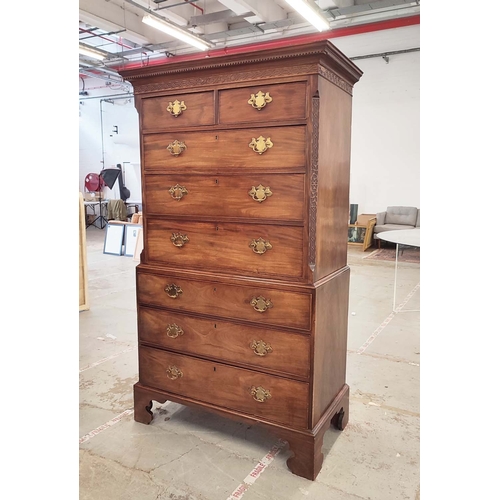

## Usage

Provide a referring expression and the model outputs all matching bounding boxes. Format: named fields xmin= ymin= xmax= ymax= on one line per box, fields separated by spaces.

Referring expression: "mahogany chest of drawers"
xmin=119 ymin=40 xmax=362 ymax=480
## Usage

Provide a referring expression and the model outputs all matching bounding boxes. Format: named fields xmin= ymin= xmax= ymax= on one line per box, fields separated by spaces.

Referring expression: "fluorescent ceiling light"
xmin=79 ymin=44 xmax=107 ymax=61
xmin=142 ymin=14 xmax=211 ymax=51
xmin=284 ymin=0 xmax=330 ymax=32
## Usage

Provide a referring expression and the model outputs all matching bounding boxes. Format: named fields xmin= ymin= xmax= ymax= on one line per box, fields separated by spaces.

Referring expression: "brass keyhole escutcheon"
xmin=249 ymin=184 xmax=272 ymax=203
xmin=165 ymin=283 xmax=183 ymax=299
xmin=248 ymin=91 xmax=272 ymax=111
xmin=250 ymin=296 xmax=273 ymax=313
xmin=166 ymin=323 xmax=184 ymax=339
xmin=166 ymin=365 xmax=183 ymax=380
xmin=251 ymin=386 xmax=271 ymax=402
xmin=250 ymin=340 xmax=273 ymax=357
xmin=171 ymin=232 xmax=189 ymax=247
xmin=166 ymin=100 xmax=187 ymax=117
xmin=249 ymin=136 xmax=273 ymax=155
xmin=167 ymin=140 xmax=187 ymax=156
xmin=249 ymin=238 xmax=272 ymax=255
xmin=169 ymin=184 xmax=188 ymax=201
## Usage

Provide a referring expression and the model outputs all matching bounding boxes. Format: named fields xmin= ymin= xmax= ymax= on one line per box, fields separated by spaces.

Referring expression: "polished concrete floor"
xmin=79 ymin=226 xmax=420 ymax=500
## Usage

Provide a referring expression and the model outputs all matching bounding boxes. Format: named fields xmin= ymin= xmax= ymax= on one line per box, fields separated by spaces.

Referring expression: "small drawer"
xmin=143 ymin=126 xmax=306 ymax=173
xmin=144 ymin=173 xmax=305 ymax=221
xmin=138 ymin=306 xmax=311 ymax=379
xmin=219 ymin=82 xmax=307 ymax=125
xmin=139 ymin=346 xmax=309 ymax=428
xmin=141 ymin=91 xmax=214 ymax=130
xmin=136 ymin=270 xmax=312 ymax=331
xmin=146 ymin=219 xmax=304 ymax=279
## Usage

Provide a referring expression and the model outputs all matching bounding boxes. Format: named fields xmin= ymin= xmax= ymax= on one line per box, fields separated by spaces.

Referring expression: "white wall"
xmin=350 ymin=51 xmax=420 ymax=215
xmin=79 ymin=80 xmax=141 ymax=202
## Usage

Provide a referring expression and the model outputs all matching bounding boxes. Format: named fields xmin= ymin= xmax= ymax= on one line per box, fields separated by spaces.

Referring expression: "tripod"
xmin=84 ymin=172 xmax=108 ymax=229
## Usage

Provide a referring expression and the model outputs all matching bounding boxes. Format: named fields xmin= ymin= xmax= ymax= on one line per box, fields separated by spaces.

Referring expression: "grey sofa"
xmin=373 ymin=206 xmax=420 ymax=247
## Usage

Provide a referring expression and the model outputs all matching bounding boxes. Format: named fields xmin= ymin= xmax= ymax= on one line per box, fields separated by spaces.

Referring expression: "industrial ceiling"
xmin=79 ymin=0 xmax=420 ymax=91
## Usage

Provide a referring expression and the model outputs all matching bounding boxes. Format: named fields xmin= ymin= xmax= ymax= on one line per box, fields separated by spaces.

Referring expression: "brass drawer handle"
xmin=249 ymin=136 xmax=273 ymax=154
xmin=251 ymin=386 xmax=271 ymax=403
xmin=166 ymin=365 xmax=183 ymax=380
xmin=249 ymin=238 xmax=272 ymax=255
xmin=165 ymin=283 xmax=183 ymax=298
xmin=171 ymin=232 xmax=189 ymax=247
xmin=166 ymin=323 xmax=184 ymax=339
xmin=169 ymin=184 xmax=188 ymax=201
xmin=248 ymin=91 xmax=272 ymax=111
xmin=167 ymin=140 xmax=187 ymax=156
xmin=250 ymin=340 xmax=273 ymax=357
xmin=167 ymin=100 xmax=187 ymax=117
xmin=251 ymin=296 xmax=273 ymax=313
xmin=248 ymin=184 xmax=272 ymax=203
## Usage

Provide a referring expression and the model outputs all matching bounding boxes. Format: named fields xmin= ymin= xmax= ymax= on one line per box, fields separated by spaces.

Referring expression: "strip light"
xmin=284 ymin=0 xmax=330 ymax=32
xmin=79 ymin=44 xmax=107 ymax=61
xmin=142 ymin=14 xmax=211 ymax=51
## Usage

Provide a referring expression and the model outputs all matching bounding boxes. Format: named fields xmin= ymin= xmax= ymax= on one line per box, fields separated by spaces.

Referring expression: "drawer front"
xmin=144 ymin=174 xmax=305 ymax=221
xmin=147 ymin=220 xmax=304 ymax=279
xmin=136 ymin=272 xmax=312 ymax=331
xmin=141 ymin=91 xmax=214 ymax=130
xmin=139 ymin=346 xmax=309 ymax=428
xmin=143 ymin=126 xmax=306 ymax=172
xmin=138 ymin=306 xmax=310 ymax=379
xmin=219 ymin=82 xmax=307 ymax=125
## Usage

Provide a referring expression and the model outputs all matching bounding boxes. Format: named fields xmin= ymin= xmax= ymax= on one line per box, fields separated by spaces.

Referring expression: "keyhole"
xmin=213 ymin=367 xmax=216 ymax=371
xmin=215 ymin=135 xmax=218 ymax=140
xmin=214 ymin=323 xmax=217 ymax=328
xmin=215 ymin=178 xmax=218 ymax=184
xmin=213 ymin=287 xmax=217 ymax=292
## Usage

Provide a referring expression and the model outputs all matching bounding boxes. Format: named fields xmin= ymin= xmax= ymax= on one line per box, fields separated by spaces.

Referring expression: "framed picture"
xmin=124 ymin=224 xmax=142 ymax=257
xmin=103 ymin=223 xmax=125 ymax=255
xmin=348 ymin=225 xmax=367 ymax=243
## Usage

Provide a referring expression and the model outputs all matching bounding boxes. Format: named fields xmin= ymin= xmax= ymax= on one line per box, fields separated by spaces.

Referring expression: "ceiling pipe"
xmin=115 ymin=14 xmax=419 ymax=71
xmin=79 ymin=27 xmax=134 ymax=49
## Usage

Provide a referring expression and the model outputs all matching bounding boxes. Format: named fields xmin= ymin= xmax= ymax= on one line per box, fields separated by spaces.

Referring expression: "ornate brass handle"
xmin=248 ymin=91 xmax=272 ymax=111
xmin=166 ymin=365 xmax=183 ymax=380
xmin=251 ymin=386 xmax=271 ymax=402
xmin=167 ymin=100 xmax=187 ymax=117
xmin=248 ymin=184 xmax=272 ymax=203
xmin=166 ymin=323 xmax=184 ymax=339
xmin=249 ymin=238 xmax=272 ymax=255
xmin=169 ymin=184 xmax=188 ymax=201
xmin=250 ymin=340 xmax=273 ymax=357
xmin=167 ymin=140 xmax=187 ymax=156
xmin=165 ymin=283 xmax=183 ymax=299
xmin=171 ymin=232 xmax=189 ymax=247
xmin=251 ymin=296 xmax=273 ymax=313
xmin=249 ymin=136 xmax=273 ymax=155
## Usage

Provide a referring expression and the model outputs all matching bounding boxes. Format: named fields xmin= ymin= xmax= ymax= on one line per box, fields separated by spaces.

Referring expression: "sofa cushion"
xmin=374 ymin=223 xmax=416 ymax=234
xmin=385 ymin=206 xmax=418 ymax=226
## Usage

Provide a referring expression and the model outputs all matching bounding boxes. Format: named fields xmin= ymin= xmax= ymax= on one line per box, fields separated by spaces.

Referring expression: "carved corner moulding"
xmin=309 ymin=92 xmax=320 ymax=272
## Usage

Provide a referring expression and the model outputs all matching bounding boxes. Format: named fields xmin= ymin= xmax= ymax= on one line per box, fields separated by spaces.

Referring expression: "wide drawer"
xmin=141 ymin=91 xmax=214 ymax=130
xmin=139 ymin=345 xmax=309 ymax=428
xmin=136 ymin=271 xmax=312 ymax=331
xmin=219 ymin=82 xmax=307 ymax=125
xmin=144 ymin=173 xmax=305 ymax=221
xmin=143 ymin=126 xmax=306 ymax=172
xmin=138 ymin=306 xmax=310 ymax=379
xmin=146 ymin=219 xmax=304 ymax=279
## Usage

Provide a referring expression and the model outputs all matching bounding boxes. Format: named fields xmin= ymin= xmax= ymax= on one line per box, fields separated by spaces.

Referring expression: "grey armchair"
xmin=373 ymin=206 xmax=420 ymax=247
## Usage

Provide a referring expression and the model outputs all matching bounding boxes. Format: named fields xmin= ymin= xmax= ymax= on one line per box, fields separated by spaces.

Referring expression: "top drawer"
xmin=219 ymin=82 xmax=307 ymax=125
xmin=142 ymin=91 xmax=215 ymax=131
